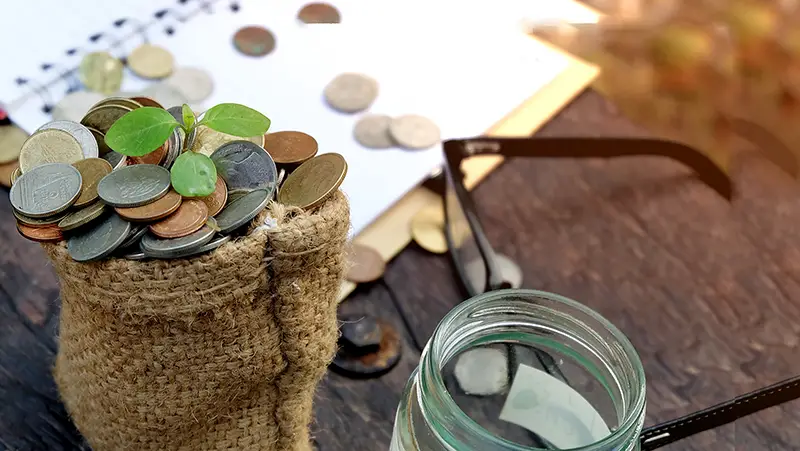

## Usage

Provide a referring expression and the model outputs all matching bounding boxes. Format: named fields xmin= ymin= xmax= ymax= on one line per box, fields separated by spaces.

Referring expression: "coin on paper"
xmin=10 ymin=163 xmax=82 ymax=218
xmin=233 ymin=26 xmax=276 ymax=57
xmin=214 ymin=189 xmax=270 ymax=234
xmin=211 ymin=140 xmax=278 ymax=195
xmin=116 ymin=190 xmax=182 ymax=222
xmin=149 ymin=199 xmax=209 ymax=239
xmin=53 ymin=91 xmax=105 ymax=122
xmin=278 ymin=153 xmax=347 ymax=209
xmin=410 ymin=205 xmax=447 ymax=254
xmin=263 ymin=131 xmax=318 ymax=165
xmin=0 ymin=124 xmax=28 ymax=163
xmin=165 ymin=67 xmax=214 ymax=103
xmin=58 ymin=201 xmax=107 ymax=231
xmin=19 ymin=129 xmax=84 ymax=173
xmin=67 ymin=213 xmax=131 ymax=262
xmin=324 ymin=73 xmax=379 ymax=113
xmin=389 ymin=115 xmax=441 ymax=150
xmin=79 ymin=52 xmax=124 ymax=95
xmin=128 ymin=43 xmax=175 ymax=79
xmin=353 ymin=114 xmax=395 ymax=149
xmin=71 ymin=158 xmax=113 ymax=207
xmin=37 ymin=120 xmax=99 ymax=159
xmin=297 ymin=2 xmax=342 ymax=24
xmin=97 ymin=164 xmax=171 ymax=207
xmin=345 ymin=243 xmax=386 ymax=283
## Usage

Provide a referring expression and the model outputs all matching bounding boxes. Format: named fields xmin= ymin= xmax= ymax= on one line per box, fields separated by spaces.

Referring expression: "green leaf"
xmin=182 ymin=104 xmax=196 ymax=130
xmin=201 ymin=103 xmax=270 ymax=137
xmin=170 ymin=152 xmax=217 ymax=197
xmin=105 ymin=107 xmax=180 ymax=157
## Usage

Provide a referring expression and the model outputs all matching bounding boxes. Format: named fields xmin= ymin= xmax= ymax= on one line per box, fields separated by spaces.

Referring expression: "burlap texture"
xmin=42 ymin=191 xmax=350 ymax=451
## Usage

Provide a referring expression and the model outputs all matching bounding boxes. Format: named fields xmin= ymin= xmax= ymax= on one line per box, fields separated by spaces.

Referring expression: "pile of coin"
xmin=8 ymin=96 xmax=348 ymax=263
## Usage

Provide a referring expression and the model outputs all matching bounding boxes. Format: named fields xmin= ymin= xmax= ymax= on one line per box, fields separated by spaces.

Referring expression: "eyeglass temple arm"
xmin=444 ymin=137 xmax=733 ymax=201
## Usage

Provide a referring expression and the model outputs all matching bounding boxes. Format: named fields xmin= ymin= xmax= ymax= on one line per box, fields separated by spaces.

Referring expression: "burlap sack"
xmin=42 ymin=191 xmax=350 ymax=451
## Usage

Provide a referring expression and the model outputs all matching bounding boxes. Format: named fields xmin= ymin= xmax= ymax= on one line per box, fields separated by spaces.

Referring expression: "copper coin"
xmin=131 ymin=96 xmax=164 ymax=109
xmin=298 ymin=3 xmax=342 ymax=24
xmin=263 ymin=131 xmax=319 ymax=165
xmin=198 ymin=176 xmax=228 ymax=217
xmin=72 ymin=158 xmax=113 ymax=207
xmin=116 ymin=190 xmax=182 ymax=222
xmin=17 ymin=223 xmax=63 ymax=242
xmin=0 ymin=159 xmax=19 ymax=188
xmin=345 ymin=243 xmax=386 ymax=283
xmin=149 ymin=198 xmax=208 ymax=238
xmin=128 ymin=138 xmax=169 ymax=165
xmin=233 ymin=26 xmax=276 ymax=57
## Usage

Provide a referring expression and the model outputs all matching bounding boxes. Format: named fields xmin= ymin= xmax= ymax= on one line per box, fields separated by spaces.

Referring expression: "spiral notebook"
xmin=0 ymin=0 xmax=598 ymax=239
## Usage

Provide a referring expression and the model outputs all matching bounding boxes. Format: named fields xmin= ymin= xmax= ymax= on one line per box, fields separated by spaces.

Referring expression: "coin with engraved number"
xmin=233 ymin=26 xmax=276 ymax=57
xmin=263 ymin=131 xmax=318 ymax=164
xmin=211 ymin=140 xmax=278 ymax=195
xmin=53 ymin=91 xmax=105 ymax=122
xmin=128 ymin=43 xmax=174 ymax=79
xmin=17 ymin=223 xmax=64 ymax=243
xmin=353 ymin=114 xmax=395 ymax=149
xmin=0 ymin=124 xmax=29 ymax=163
xmin=71 ymin=158 xmax=113 ymax=207
xmin=389 ymin=115 xmax=441 ymax=150
xmin=165 ymin=67 xmax=214 ymax=103
xmin=324 ymin=73 xmax=379 ymax=113
xmin=13 ymin=209 xmax=67 ymax=227
xmin=97 ymin=164 xmax=171 ymax=207
xmin=115 ymin=190 xmax=182 ymax=222
xmin=10 ymin=163 xmax=82 ymax=218
xmin=0 ymin=160 xmax=19 ymax=188
xmin=149 ymin=199 xmax=208 ymax=238
xmin=139 ymin=83 xmax=189 ymax=109
xmin=191 ymin=126 xmax=264 ymax=156
xmin=214 ymin=189 xmax=270 ymax=234
xmin=140 ymin=225 xmax=216 ymax=258
xmin=58 ymin=201 xmax=106 ymax=231
xmin=67 ymin=213 xmax=131 ymax=262
xmin=81 ymin=104 xmax=132 ymax=134
xmin=198 ymin=176 xmax=228 ymax=217
xmin=411 ymin=205 xmax=447 ymax=254
xmin=297 ymin=2 xmax=342 ymax=23
xmin=79 ymin=52 xmax=124 ymax=95
xmin=37 ymin=120 xmax=99 ymax=159
xmin=169 ymin=233 xmax=231 ymax=258
xmin=278 ymin=153 xmax=347 ymax=209
xmin=19 ymin=129 xmax=84 ymax=173
xmin=345 ymin=244 xmax=386 ymax=283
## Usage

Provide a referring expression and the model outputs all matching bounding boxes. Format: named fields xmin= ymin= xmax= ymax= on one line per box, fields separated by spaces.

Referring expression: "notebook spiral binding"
xmin=9 ymin=0 xmax=241 ymax=115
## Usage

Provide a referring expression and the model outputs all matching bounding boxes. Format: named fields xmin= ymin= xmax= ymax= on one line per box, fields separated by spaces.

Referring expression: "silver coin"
xmin=169 ymin=234 xmax=231 ymax=258
xmin=37 ymin=120 xmax=99 ymax=159
xmin=9 ymin=163 xmax=82 ymax=218
xmin=214 ymin=189 xmax=270 ymax=234
xmin=165 ymin=67 xmax=214 ymax=103
xmin=53 ymin=91 xmax=105 ymax=122
xmin=323 ymin=73 xmax=378 ymax=113
xmin=353 ymin=114 xmax=395 ymax=149
xmin=140 ymin=83 xmax=189 ymax=109
xmin=465 ymin=253 xmax=523 ymax=289
xmin=67 ymin=213 xmax=131 ymax=262
xmin=167 ymin=106 xmax=196 ymax=151
xmin=119 ymin=224 xmax=149 ymax=249
xmin=161 ymin=129 xmax=183 ymax=169
xmin=140 ymin=226 xmax=215 ymax=259
xmin=388 ymin=115 xmax=441 ymax=150
xmin=100 ymin=150 xmax=126 ymax=169
xmin=210 ymin=141 xmax=277 ymax=195
xmin=97 ymin=164 xmax=171 ymax=207
xmin=123 ymin=251 xmax=147 ymax=260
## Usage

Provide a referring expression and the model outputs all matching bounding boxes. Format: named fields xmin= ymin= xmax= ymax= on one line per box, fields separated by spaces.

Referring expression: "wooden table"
xmin=2 ymin=90 xmax=799 ymax=450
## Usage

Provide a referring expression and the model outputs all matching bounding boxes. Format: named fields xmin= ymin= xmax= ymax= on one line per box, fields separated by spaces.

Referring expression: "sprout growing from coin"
xmin=104 ymin=103 xmax=271 ymax=197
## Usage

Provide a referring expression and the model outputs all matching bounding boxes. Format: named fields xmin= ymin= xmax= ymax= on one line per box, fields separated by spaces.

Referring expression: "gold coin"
xmin=9 ymin=165 xmax=21 ymax=185
xmin=81 ymin=104 xmax=132 ymax=134
xmin=58 ymin=201 xmax=106 ymax=231
xmin=0 ymin=159 xmax=19 ymax=188
xmin=18 ymin=129 xmax=84 ymax=173
xmin=190 ymin=126 xmax=265 ymax=156
xmin=86 ymin=126 xmax=112 ymax=155
xmin=71 ymin=158 xmax=113 ymax=207
xmin=128 ymin=44 xmax=175 ymax=79
xmin=0 ymin=124 xmax=29 ymax=164
xmin=89 ymin=96 xmax=143 ymax=112
xmin=278 ymin=153 xmax=347 ymax=209
xmin=410 ymin=205 xmax=448 ymax=254
xmin=13 ymin=209 xmax=67 ymax=227
xmin=79 ymin=51 xmax=124 ymax=95
xmin=345 ymin=243 xmax=386 ymax=283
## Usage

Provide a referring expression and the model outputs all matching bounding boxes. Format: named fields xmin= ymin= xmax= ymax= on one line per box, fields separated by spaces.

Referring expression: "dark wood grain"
xmin=1 ymin=89 xmax=799 ymax=450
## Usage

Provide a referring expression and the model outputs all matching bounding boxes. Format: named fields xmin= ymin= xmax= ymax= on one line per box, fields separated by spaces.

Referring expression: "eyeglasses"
xmin=440 ymin=136 xmax=799 ymax=449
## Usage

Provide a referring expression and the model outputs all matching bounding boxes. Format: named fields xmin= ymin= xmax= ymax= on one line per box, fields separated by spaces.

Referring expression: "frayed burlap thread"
xmin=42 ymin=191 xmax=350 ymax=451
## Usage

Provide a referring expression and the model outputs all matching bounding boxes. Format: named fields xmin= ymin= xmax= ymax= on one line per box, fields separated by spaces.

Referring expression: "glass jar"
xmin=390 ymin=289 xmax=646 ymax=451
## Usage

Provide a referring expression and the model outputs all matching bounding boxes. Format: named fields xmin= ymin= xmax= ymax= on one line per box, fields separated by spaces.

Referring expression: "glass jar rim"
xmin=419 ymin=288 xmax=647 ymax=451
